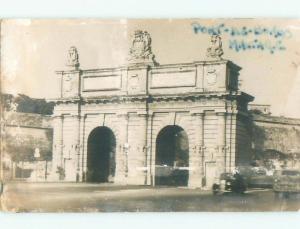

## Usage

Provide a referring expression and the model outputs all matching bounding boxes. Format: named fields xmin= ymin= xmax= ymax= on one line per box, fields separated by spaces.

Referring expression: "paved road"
xmin=1 ymin=182 xmax=300 ymax=212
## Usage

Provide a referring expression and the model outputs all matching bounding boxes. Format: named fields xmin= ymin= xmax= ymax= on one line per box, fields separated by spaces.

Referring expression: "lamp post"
xmin=34 ymin=148 xmax=40 ymax=182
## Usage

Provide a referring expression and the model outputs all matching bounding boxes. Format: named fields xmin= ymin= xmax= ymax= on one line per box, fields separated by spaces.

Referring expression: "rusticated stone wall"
xmin=1 ymin=112 xmax=53 ymax=180
xmin=252 ymin=114 xmax=300 ymax=155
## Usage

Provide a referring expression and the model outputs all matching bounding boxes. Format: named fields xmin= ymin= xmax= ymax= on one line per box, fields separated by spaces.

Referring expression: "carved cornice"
xmin=47 ymin=96 xmax=81 ymax=105
xmin=83 ymin=95 xmax=149 ymax=104
xmin=49 ymin=91 xmax=253 ymax=106
xmin=55 ymin=58 xmax=236 ymax=76
xmin=149 ymin=92 xmax=231 ymax=102
xmin=55 ymin=70 xmax=82 ymax=75
xmin=82 ymin=93 xmax=229 ymax=104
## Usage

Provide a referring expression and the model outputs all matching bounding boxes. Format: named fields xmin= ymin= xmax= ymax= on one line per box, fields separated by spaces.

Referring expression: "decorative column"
xmin=199 ymin=113 xmax=205 ymax=181
xmin=49 ymin=115 xmax=64 ymax=181
xmin=137 ymin=112 xmax=149 ymax=185
xmin=74 ymin=114 xmax=81 ymax=182
xmin=81 ymin=114 xmax=87 ymax=182
xmin=60 ymin=116 xmax=64 ymax=170
xmin=189 ymin=112 xmax=205 ymax=188
xmin=216 ymin=112 xmax=226 ymax=174
xmin=114 ymin=113 xmax=128 ymax=184
xmin=226 ymin=110 xmax=235 ymax=173
xmin=147 ymin=112 xmax=154 ymax=186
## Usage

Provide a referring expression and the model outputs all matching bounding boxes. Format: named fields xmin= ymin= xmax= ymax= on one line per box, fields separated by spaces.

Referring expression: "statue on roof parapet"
xmin=206 ymin=34 xmax=224 ymax=60
xmin=128 ymin=30 xmax=159 ymax=66
xmin=66 ymin=46 xmax=80 ymax=70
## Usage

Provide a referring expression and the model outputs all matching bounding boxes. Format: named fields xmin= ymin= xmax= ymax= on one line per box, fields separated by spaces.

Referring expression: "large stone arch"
xmin=82 ymin=114 xmax=120 ymax=180
xmin=150 ymin=112 xmax=195 ymax=183
xmin=154 ymin=124 xmax=190 ymax=186
xmin=82 ymin=114 xmax=120 ymax=182
xmin=86 ymin=126 xmax=117 ymax=183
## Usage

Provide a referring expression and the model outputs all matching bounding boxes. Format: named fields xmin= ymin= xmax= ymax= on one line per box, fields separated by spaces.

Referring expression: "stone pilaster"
xmin=216 ymin=112 xmax=226 ymax=174
xmin=147 ymin=112 xmax=154 ymax=186
xmin=74 ymin=115 xmax=81 ymax=182
xmin=189 ymin=112 xmax=205 ymax=188
xmin=114 ymin=113 xmax=128 ymax=184
xmin=81 ymin=114 xmax=87 ymax=182
xmin=226 ymin=111 xmax=235 ymax=173
xmin=137 ymin=113 xmax=148 ymax=185
xmin=49 ymin=115 xmax=64 ymax=181
xmin=125 ymin=112 xmax=148 ymax=185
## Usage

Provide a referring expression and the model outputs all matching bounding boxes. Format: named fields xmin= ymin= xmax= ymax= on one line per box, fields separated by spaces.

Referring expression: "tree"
xmin=1 ymin=93 xmax=54 ymax=115
xmin=15 ymin=94 xmax=55 ymax=115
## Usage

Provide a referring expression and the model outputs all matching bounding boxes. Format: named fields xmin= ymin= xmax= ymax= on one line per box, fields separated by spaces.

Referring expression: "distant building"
xmin=249 ymin=104 xmax=271 ymax=115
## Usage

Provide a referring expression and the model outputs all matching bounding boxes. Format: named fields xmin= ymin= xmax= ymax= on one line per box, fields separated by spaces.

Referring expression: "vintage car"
xmin=212 ymin=172 xmax=247 ymax=195
xmin=273 ymin=169 xmax=300 ymax=197
xmin=247 ymin=167 xmax=274 ymax=188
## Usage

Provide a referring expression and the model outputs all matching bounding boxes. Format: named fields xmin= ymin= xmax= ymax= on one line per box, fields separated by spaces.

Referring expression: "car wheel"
xmin=213 ymin=190 xmax=219 ymax=195
xmin=284 ymin=192 xmax=290 ymax=199
xmin=274 ymin=192 xmax=283 ymax=199
xmin=212 ymin=184 xmax=220 ymax=195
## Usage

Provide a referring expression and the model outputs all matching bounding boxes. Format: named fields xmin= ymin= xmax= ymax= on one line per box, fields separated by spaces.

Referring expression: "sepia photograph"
xmin=1 ymin=18 xmax=300 ymax=212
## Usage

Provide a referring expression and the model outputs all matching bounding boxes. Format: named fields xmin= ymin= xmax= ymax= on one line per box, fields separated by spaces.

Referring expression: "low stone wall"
xmin=4 ymin=112 xmax=52 ymax=128
xmin=252 ymin=114 xmax=300 ymax=155
xmin=2 ymin=112 xmax=53 ymax=181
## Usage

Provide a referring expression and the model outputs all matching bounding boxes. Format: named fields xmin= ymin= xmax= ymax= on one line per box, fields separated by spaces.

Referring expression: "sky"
xmin=1 ymin=19 xmax=300 ymax=117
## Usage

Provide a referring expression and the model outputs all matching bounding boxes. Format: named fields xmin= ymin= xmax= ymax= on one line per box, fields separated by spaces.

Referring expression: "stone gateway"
xmin=49 ymin=32 xmax=254 ymax=189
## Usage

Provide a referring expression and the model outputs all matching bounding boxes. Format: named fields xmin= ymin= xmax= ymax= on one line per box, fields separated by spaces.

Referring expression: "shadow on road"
xmin=1 ymin=183 xmax=300 ymax=212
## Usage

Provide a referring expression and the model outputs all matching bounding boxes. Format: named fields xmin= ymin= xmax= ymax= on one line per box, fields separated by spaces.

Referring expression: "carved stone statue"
xmin=206 ymin=34 xmax=224 ymax=60
xmin=128 ymin=30 xmax=158 ymax=65
xmin=66 ymin=46 xmax=80 ymax=69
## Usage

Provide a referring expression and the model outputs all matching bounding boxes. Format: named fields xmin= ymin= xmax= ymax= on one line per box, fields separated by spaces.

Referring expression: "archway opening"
xmin=155 ymin=125 xmax=189 ymax=186
xmin=87 ymin=126 xmax=116 ymax=183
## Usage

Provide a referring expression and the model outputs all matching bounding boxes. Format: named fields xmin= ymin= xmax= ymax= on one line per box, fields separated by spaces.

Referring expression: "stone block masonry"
xmin=49 ymin=33 xmax=254 ymax=189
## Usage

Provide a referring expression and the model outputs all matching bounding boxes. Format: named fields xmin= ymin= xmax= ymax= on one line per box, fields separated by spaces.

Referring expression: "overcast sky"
xmin=2 ymin=19 xmax=300 ymax=117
